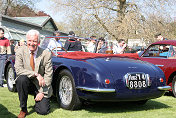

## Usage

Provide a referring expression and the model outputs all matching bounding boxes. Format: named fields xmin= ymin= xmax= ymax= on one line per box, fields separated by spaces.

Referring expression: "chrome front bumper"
xmin=76 ymin=86 xmax=116 ymax=93
xmin=157 ymin=86 xmax=171 ymax=91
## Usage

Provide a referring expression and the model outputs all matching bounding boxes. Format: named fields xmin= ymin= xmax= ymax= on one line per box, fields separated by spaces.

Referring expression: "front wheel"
xmin=172 ymin=76 xmax=176 ymax=97
xmin=56 ymin=69 xmax=82 ymax=110
xmin=6 ymin=64 xmax=16 ymax=92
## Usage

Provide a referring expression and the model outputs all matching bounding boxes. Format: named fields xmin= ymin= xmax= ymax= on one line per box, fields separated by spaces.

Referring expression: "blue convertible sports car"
xmin=4 ymin=38 xmax=171 ymax=110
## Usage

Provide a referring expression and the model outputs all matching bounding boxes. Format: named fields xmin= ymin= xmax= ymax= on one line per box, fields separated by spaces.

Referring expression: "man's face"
xmin=157 ymin=35 xmax=163 ymax=41
xmin=119 ymin=41 xmax=125 ymax=47
xmin=91 ymin=39 xmax=96 ymax=43
xmin=20 ymin=41 xmax=25 ymax=46
xmin=0 ymin=30 xmax=4 ymax=38
xmin=98 ymin=40 xmax=104 ymax=46
xmin=55 ymin=33 xmax=60 ymax=41
xmin=27 ymin=34 xmax=39 ymax=52
xmin=10 ymin=40 xmax=14 ymax=44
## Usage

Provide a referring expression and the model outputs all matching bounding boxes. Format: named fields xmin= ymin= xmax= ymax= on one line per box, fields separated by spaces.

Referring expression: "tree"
xmin=1 ymin=0 xmax=41 ymax=16
xmin=50 ymin=0 xmax=137 ymax=40
xmin=50 ymin=0 xmax=176 ymax=43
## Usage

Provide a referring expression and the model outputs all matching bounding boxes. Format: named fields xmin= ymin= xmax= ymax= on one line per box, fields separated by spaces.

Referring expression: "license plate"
xmin=125 ymin=73 xmax=148 ymax=89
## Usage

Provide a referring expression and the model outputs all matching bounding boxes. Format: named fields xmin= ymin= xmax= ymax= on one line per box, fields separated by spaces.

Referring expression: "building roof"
xmin=2 ymin=15 xmax=58 ymax=31
xmin=15 ymin=16 xmax=58 ymax=30
xmin=1 ymin=15 xmax=60 ymax=41
xmin=15 ymin=16 xmax=48 ymax=26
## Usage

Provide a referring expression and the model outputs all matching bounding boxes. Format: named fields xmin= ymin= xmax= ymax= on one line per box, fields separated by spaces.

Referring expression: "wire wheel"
xmin=56 ymin=69 xmax=82 ymax=110
xmin=59 ymin=76 xmax=73 ymax=106
xmin=172 ymin=76 xmax=176 ymax=97
xmin=6 ymin=64 xmax=16 ymax=92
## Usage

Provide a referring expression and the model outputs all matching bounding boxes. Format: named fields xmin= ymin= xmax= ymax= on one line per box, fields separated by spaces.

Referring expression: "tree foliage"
xmin=50 ymin=0 xmax=176 ymax=43
xmin=0 ymin=0 xmax=47 ymax=17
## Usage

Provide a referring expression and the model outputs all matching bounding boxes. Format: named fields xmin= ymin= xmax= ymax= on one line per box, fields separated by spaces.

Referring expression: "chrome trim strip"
xmin=155 ymin=65 xmax=164 ymax=67
xmin=157 ymin=86 xmax=171 ymax=90
xmin=76 ymin=86 xmax=116 ymax=93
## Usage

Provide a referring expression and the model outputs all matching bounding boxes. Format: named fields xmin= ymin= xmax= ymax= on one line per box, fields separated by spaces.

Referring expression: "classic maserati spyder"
xmin=4 ymin=37 xmax=170 ymax=110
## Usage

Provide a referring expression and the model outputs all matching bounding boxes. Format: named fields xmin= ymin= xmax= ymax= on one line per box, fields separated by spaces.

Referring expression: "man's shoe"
xmin=18 ymin=110 xmax=28 ymax=118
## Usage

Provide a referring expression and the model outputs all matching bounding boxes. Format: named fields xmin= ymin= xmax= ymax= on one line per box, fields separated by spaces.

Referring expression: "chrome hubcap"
xmin=59 ymin=76 xmax=73 ymax=105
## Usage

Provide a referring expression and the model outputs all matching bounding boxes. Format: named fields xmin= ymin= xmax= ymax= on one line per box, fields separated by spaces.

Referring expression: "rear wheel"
xmin=172 ymin=76 xmax=176 ymax=97
xmin=6 ymin=64 xmax=16 ymax=92
xmin=56 ymin=69 xmax=82 ymax=110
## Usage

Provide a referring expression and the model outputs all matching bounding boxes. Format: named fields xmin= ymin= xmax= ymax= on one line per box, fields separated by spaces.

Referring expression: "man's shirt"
xmin=113 ymin=43 xmax=123 ymax=54
xmin=58 ymin=40 xmax=63 ymax=47
xmin=0 ymin=37 xmax=11 ymax=54
xmin=87 ymin=42 xmax=95 ymax=53
xmin=47 ymin=38 xmax=62 ymax=51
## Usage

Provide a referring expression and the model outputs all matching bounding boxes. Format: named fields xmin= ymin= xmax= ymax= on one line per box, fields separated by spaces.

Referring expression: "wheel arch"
xmin=168 ymin=71 xmax=176 ymax=86
xmin=52 ymin=66 xmax=71 ymax=96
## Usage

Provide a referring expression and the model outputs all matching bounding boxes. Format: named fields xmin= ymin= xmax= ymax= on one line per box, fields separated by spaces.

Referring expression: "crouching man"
xmin=15 ymin=29 xmax=53 ymax=118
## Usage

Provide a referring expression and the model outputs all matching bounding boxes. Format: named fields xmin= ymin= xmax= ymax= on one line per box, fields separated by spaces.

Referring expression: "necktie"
xmin=30 ymin=52 xmax=35 ymax=71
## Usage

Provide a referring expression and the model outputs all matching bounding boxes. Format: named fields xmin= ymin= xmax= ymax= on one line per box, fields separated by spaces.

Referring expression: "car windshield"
xmin=141 ymin=44 xmax=176 ymax=58
xmin=40 ymin=37 xmax=87 ymax=55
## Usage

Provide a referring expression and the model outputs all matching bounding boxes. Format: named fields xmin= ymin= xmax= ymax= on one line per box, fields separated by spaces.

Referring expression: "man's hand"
xmin=36 ymin=73 xmax=45 ymax=87
xmin=35 ymin=92 xmax=44 ymax=101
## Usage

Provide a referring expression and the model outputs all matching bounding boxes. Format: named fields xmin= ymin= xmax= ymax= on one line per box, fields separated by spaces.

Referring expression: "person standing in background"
xmin=19 ymin=39 xmax=26 ymax=46
xmin=154 ymin=33 xmax=168 ymax=41
xmin=68 ymin=31 xmax=75 ymax=37
xmin=0 ymin=27 xmax=11 ymax=87
xmin=15 ymin=39 xmax=26 ymax=52
xmin=47 ymin=30 xmax=62 ymax=51
xmin=87 ymin=36 xmax=97 ymax=53
xmin=55 ymin=31 xmax=63 ymax=47
xmin=10 ymin=40 xmax=15 ymax=55
xmin=96 ymin=37 xmax=107 ymax=53
xmin=64 ymin=31 xmax=82 ymax=51
xmin=113 ymin=39 xmax=127 ymax=54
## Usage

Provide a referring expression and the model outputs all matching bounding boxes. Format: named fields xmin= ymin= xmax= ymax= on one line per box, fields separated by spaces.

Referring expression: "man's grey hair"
xmin=26 ymin=29 xmax=40 ymax=42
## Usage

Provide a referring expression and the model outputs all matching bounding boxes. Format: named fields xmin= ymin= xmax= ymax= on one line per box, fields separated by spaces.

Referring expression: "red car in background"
xmin=139 ymin=40 xmax=176 ymax=97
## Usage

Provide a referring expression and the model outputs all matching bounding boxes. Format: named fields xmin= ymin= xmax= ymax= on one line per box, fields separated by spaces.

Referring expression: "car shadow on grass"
xmin=0 ymin=104 xmax=17 ymax=117
xmin=82 ymin=100 xmax=171 ymax=113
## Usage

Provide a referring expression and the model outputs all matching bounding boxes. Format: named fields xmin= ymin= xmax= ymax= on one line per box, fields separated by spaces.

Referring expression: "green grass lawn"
xmin=0 ymin=87 xmax=176 ymax=118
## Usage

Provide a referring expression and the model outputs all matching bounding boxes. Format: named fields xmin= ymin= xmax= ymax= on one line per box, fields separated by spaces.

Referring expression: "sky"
xmin=35 ymin=0 xmax=64 ymax=22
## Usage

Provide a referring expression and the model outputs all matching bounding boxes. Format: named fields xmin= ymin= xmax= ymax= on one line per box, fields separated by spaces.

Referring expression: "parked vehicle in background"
xmin=139 ymin=40 xmax=176 ymax=97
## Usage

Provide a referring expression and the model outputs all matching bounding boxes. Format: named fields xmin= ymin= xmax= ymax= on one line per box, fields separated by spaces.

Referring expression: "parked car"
xmin=4 ymin=37 xmax=170 ymax=110
xmin=139 ymin=40 xmax=176 ymax=97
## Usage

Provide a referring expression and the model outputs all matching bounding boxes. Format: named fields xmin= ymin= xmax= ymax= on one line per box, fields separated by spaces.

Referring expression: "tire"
xmin=56 ymin=69 xmax=82 ymax=110
xmin=6 ymin=64 xmax=16 ymax=92
xmin=172 ymin=76 xmax=176 ymax=97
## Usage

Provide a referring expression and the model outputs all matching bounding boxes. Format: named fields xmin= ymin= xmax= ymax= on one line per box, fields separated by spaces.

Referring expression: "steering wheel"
xmin=51 ymin=47 xmax=67 ymax=56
